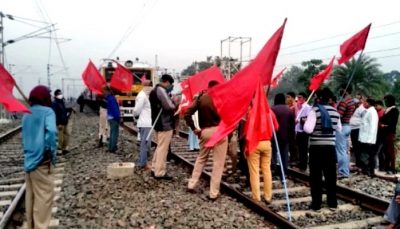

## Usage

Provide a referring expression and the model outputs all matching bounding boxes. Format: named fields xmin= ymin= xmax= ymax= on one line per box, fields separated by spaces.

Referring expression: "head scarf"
xmin=29 ymin=85 xmax=52 ymax=107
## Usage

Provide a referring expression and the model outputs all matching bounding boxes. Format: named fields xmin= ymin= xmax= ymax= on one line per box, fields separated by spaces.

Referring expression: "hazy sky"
xmin=2 ymin=0 xmax=400 ymax=97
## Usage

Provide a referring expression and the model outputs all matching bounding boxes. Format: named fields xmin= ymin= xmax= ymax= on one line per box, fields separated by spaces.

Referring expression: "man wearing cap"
xmin=149 ymin=74 xmax=176 ymax=180
xmin=52 ymin=89 xmax=73 ymax=154
xmin=23 ymin=85 xmax=57 ymax=229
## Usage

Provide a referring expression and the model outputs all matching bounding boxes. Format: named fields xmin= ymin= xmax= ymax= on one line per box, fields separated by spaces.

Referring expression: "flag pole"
xmin=146 ymin=108 xmax=163 ymax=142
xmin=265 ymin=87 xmax=291 ymax=221
xmin=14 ymin=83 xmax=29 ymax=104
xmin=295 ymin=89 xmax=316 ymax=122
xmin=336 ymin=51 xmax=364 ymax=105
xmin=268 ymin=112 xmax=292 ymax=221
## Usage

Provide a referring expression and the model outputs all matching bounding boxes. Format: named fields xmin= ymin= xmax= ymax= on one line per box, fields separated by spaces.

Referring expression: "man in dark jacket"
xmin=271 ymin=93 xmax=295 ymax=178
xmin=103 ymin=86 xmax=120 ymax=153
xmin=52 ymin=89 xmax=72 ymax=154
xmin=149 ymin=74 xmax=176 ymax=180
xmin=184 ymin=80 xmax=228 ymax=200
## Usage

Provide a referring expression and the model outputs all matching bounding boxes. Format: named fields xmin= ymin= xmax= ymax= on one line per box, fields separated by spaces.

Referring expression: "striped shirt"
xmin=337 ymin=96 xmax=356 ymax=124
xmin=304 ymin=105 xmax=341 ymax=146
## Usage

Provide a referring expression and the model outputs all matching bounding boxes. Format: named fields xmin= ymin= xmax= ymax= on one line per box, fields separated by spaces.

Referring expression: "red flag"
xmin=338 ymin=24 xmax=371 ymax=65
xmin=110 ymin=63 xmax=133 ymax=91
xmin=0 ymin=64 xmax=16 ymax=92
xmin=179 ymin=79 xmax=193 ymax=115
xmin=0 ymin=84 xmax=30 ymax=113
xmin=188 ymin=66 xmax=225 ymax=96
xmin=82 ymin=60 xmax=106 ymax=95
xmin=245 ymin=79 xmax=278 ymax=154
xmin=179 ymin=66 xmax=225 ymax=115
xmin=309 ymin=56 xmax=335 ymax=91
xmin=206 ymin=19 xmax=287 ymax=147
xmin=271 ymin=68 xmax=286 ymax=88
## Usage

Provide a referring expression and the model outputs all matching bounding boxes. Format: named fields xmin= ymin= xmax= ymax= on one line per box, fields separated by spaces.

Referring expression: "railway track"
xmin=0 ymin=126 xmax=66 ymax=229
xmin=123 ymin=124 xmax=392 ymax=228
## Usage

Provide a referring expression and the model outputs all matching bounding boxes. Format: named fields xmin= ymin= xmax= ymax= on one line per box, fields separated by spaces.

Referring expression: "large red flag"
xmin=179 ymin=66 xmax=225 ymax=115
xmin=188 ymin=66 xmax=225 ymax=96
xmin=110 ymin=63 xmax=133 ymax=92
xmin=271 ymin=68 xmax=286 ymax=88
xmin=245 ymin=79 xmax=278 ymax=154
xmin=0 ymin=84 xmax=30 ymax=113
xmin=0 ymin=64 xmax=16 ymax=93
xmin=179 ymin=79 xmax=192 ymax=115
xmin=309 ymin=56 xmax=335 ymax=91
xmin=82 ymin=60 xmax=106 ymax=95
xmin=338 ymin=24 xmax=371 ymax=65
xmin=206 ymin=19 xmax=287 ymax=147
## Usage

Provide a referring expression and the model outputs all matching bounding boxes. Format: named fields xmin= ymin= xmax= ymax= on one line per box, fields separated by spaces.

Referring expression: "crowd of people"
xmin=21 ymin=75 xmax=399 ymax=228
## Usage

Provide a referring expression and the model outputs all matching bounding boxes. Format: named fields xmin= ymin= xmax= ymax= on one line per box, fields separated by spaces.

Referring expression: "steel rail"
xmin=122 ymin=124 xmax=300 ymax=229
xmin=0 ymin=125 xmax=25 ymax=229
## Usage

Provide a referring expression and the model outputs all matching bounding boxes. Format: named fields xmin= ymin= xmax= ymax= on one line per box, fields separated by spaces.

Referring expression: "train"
xmin=84 ymin=59 xmax=158 ymax=121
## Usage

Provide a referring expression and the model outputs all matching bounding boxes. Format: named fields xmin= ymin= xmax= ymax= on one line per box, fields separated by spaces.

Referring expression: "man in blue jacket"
xmin=103 ymin=86 xmax=121 ymax=153
xmin=23 ymin=85 xmax=57 ymax=229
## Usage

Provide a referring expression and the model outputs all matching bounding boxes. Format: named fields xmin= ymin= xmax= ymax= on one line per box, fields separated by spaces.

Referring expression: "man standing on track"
xmin=335 ymin=85 xmax=356 ymax=179
xmin=103 ymin=86 xmax=121 ymax=153
xmin=23 ymin=85 xmax=57 ymax=229
xmin=184 ymin=80 xmax=228 ymax=201
xmin=149 ymin=74 xmax=176 ymax=180
xmin=52 ymin=89 xmax=72 ymax=155
xmin=134 ymin=80 xmax=153 ymax=170
xmin=304 ymin=88 xmax=341 ymax=211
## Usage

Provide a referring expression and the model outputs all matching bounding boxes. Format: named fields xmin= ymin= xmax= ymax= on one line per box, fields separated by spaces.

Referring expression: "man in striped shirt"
xmin=304 ymin=88 xmax=342 ymax=211
xmin=335 ymin=85 xmax=356 ymax=178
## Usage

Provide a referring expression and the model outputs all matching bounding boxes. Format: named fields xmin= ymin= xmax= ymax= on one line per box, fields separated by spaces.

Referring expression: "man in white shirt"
xmin=349 ymin=102 xmax=366 ymax=170
xmin=358 ymin=98 xmax=379 ymax=177
xmin=134 ymin=80 xmax=153 ymax=170
xmin=295 ymin=92 xmax=312 ymax=171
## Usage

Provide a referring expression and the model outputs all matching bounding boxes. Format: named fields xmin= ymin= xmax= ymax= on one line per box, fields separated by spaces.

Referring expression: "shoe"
xmin=186 ymin=188 xmax=196 ymax=194
xmin=309 ymin=205 xmax=321 ymax=212
xmin=154 ymin=175 xmax=173 ymax=180
xmin=263 ymin=198 xmax=272 ymax=205
xmin=207 ymin=194 xmax=220 ymax=201
xmin=337 ymin=175 xmax=348 ymax=180
xmin=62 ymin=150 xmax=70 ymax=155
xmin=328 ymin=207 xmax=337 ymax=211
xmin=150 ymin=171 xmax=155 ymax=177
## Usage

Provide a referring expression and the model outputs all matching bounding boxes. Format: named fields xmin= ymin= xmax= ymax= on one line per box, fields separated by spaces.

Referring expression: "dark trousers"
xmin=272 ymin=139 xmax=289 ymax=180
xmin=238 ymin=137 xmax=250 ymax=188
xmin=108 ymin=119 xmax=119 ymax=152
xmin=359 ymin=142 xmax=376 ymax=175
xmin=309 ymin=145 xmax=337 ymax=209
xmin=384 ymin=133 xmax=397 ymax=173
xmin=350 ymin=129 xmax=362 ymax=168
xmin=296 ymin=132 xmax=309 ymax=170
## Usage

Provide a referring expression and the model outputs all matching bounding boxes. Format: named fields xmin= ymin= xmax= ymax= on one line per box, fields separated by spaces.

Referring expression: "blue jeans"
xmin=108 ymin=119 xmax=119 ymax=152
xmin=385 ymin=196 xmax=400 ymax=225
xmin=188 ymin=129 xmax=199 ymax=150
xmin=137 ymin=127 xmax=152 ymax=167
xmin=335 ymin=124 xmax=351 ymax=177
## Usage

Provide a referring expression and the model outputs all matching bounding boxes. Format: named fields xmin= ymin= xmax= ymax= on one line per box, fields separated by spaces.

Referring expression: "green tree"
xmin=330 ymin=54 xmax=389 ymax=99
xmin=297 ymin=59 xmax=327 ymax=93
xmin=269 ymin=65 xmax=303 ymax=99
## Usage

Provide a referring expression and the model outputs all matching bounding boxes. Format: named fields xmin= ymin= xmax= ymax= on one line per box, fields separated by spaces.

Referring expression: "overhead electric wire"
xmin=34 ymin=0 xmax=70 ymax=78
xmin=282 ymin=20 xmax=400 ymax=50
xmin=107 ymin=0 xmax=159 ymax=59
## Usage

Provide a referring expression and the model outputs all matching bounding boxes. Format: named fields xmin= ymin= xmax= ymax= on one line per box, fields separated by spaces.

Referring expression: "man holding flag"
xmin=184 ymin=80 xmax=227 ymax=200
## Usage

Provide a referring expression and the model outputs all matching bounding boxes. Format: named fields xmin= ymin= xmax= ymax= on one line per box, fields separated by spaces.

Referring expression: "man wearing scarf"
xmin=304 ymin=88 xmax=342 ymax=211
xmin=22 ymin=85 xmax=57 ymax=229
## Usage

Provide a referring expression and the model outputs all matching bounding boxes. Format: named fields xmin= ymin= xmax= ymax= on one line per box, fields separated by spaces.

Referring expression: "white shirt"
xmin=358 ymin=106 xmax=379 ymax=144
xmin=133 ymin=90 xmax=152 ymax=128
xmin=295 ymin=103 xmax=312 ymax=132
xmin=349 ymin=104 xmax=366 ymax=130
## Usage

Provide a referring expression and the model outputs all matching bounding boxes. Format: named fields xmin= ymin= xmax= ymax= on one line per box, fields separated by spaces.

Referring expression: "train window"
xmin=131 ymin=69 xmax=152 ymax=84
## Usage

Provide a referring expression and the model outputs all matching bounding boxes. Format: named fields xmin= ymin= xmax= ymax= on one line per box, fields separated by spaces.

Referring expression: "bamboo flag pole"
xmin=266 ymin=85 xmax=292 ymax=221
xmin=336 ymin=51 xmax=364 ymax=106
